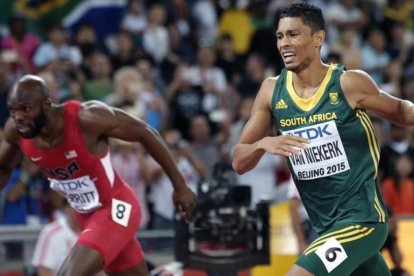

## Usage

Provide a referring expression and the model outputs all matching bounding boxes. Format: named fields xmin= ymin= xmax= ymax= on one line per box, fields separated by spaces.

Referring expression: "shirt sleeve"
xmin=32 ymin=223 xmax=62 ymax=272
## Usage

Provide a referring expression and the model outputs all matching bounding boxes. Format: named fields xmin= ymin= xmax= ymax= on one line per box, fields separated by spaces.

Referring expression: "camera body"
xmin=175 ymin=164 xmax=270 ymax=272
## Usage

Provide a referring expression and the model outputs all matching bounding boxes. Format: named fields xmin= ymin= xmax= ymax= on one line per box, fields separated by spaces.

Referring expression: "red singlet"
xmin=20 ymin=101 xmax=144 ymax=272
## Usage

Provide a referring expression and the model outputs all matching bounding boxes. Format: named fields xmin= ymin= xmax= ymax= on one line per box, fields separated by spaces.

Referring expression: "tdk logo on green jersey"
xmin=291 ymin=125 xmax=332 ymax=140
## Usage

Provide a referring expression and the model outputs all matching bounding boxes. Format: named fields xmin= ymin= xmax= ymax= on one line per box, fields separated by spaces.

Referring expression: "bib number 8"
xmin=116 ymin=203 xmax=126 ymax=219
xmin=112 ymin=199 xmax=132 ymax=227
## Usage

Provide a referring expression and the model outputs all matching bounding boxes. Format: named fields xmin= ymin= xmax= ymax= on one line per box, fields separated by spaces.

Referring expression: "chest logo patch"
xmin=329 ymin=92 xmax=339 ymax=105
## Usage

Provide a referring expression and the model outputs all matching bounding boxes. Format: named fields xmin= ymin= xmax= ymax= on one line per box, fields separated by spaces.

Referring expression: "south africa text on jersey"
xmin=279 ymin=112 xmax=337 ymax=127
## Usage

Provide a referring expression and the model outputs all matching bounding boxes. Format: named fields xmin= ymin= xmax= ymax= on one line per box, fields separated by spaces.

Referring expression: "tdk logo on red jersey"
xmin=57 ymin=179 xmax=89 ymax=190
xmin=289 ymin=125 xmax=332 ymax=140
xmin=42 ymin=160 xmax=80 ymax=180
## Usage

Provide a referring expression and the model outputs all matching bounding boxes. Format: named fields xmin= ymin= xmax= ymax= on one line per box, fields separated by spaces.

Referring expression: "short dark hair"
xmin=279 ymin=3 xmax=325 ymax=33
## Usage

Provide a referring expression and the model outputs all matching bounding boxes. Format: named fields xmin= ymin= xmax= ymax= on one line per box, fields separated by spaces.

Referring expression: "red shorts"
xmin=76 ymin=185 xmax=144 ymax=272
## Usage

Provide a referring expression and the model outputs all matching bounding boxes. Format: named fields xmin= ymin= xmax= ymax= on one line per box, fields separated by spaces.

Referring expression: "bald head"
xmin=10 ymin=74 xmax=49 ymax=100
xmin=7 ymin=75 xmax=52 ymax=138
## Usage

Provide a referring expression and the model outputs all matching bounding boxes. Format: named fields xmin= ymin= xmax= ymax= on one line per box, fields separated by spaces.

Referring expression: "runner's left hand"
xmin=173 ymin=186 xmax=197 ymax=223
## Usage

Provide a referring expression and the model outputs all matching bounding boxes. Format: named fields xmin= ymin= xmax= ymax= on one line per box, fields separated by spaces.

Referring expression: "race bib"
xmin=315 ymin=237 xmax=348 ymax=273
xmin=281 ymin=121 xmax=350 ymax=180
xmin=50 ymin=175 xmax=101 ymax=213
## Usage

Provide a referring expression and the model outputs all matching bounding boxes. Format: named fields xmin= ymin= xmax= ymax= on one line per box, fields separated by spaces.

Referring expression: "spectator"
xmin=1 ymin=157 xmax=50 ymax=226
xmin=325 ymin=0 xmax=368 ymax=44
xmin=120 ymin=0 xmax=148 ymax=36
xmin=81 ymin=53 xmax=113 ymax=101
xmin=183 ymin=45 xmax=228 ymax=114
xmin=33 ymin=23 xmax=82 ymax=101
xmin=191 ymin=0 xmax=218 ymax=45
xmin=159 ymin=23 xmax=195 ymax=84
xmin=108 ymin=65 xmax=143 ymax=109
xmin=379 ymin=124 xmax=414 ymax=179
xmin=33 ymin=23 xmax=81 ymax=71
xmin=218 ymin=0 xmax=254 ymax=55
xmin=163 ymin=0 xmax=191 ymax=37
xmin=135 ymin=59 xmax=167 ymax=130
xmin=381 ymin=154 xmax=414 ymax=215
xmin=110 ymin=29 xmax=138 ymax=72
xmin=188 ymin=114 xmax=228 ymax=176
xmin=330 ymin=28 xmax=361 ymax=70
xmin=145 ymin=128 xmax=206 ymax=249
xmin=72 ymin=24 xmax=102 ymax=80
xmin=32 ymin=197 xmax=106 ymax=276
xmin=1 ymin=157 xmax=50 ymax=261
xmin=0 ymin=59 xmax=13 ymax=127
xmin=142 ymin=3 xmax=169 ymax=63
xmin=236 ymin=53 xmax=268 ymax=99
xmin=165 ymin=63 xmax=205 ymax=138
xmin=386 ymin=22 xmax=414 ymax=65
xmin=215 ymin=33 xmax=243 ymax=87
xmin=31 ymin=200 xmax=80 ymax=276
xmin=361 ymin=28 xmax=391 ymax=84
xmin=1 ymin=14 xmax=39 ymax=75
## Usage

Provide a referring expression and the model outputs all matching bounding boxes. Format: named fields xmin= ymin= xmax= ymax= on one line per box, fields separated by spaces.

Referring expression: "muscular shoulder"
xmin=340 ymin=69 xmax=379 ymax=108
xmin=256 ymin=76 xmax=279 ymax=109
xmin=262 ymin=76 xmax=279 ymax=89
xmin=78 ymin=101 xmax=117 ymax=134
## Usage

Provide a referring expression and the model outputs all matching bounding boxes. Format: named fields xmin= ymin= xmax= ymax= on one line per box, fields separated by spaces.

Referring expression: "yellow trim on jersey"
xmin=360 ymin=111 xmax=380 ymax=162
xmin=286 ymin=64 xmax=336 ymax=112
xmin=356 ymin=110 xmax=379 ymax=178
xmin=336 ymin=227 xmax=375 ymax=243
xmin=304 ymin=226 xmax=375 ymax=255
xmin=304 ymin=225 xmax=363 ymax=255
xmin=374 ymin=190 xmax=386 ymax=222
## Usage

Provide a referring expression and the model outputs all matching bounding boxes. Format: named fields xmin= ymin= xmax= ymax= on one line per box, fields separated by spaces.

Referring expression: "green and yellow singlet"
xmin=272 ymin=64 xmax=387 ymax=233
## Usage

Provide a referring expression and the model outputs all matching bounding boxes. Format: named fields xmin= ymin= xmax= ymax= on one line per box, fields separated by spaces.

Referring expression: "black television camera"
xmin=175 ymin=164 xmax=270 ymax=273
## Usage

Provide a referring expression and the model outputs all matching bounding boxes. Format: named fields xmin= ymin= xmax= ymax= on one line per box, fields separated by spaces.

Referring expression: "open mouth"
xmin=16 ymin=123 xmax=31 ymax=134
xmin=282 ymin=52 xmax=296 ymax=63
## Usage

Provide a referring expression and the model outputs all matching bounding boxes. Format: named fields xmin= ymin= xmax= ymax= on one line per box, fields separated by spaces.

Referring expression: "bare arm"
xmin=341 ymin=70 xmax=414 ymax=126
xmin=79 ymin=101 xmax=197 ymax=221
xmin=232 ymin=77 xmax=309 ymax=174
xmin=0 ymin=119 xmax=22 ymax=190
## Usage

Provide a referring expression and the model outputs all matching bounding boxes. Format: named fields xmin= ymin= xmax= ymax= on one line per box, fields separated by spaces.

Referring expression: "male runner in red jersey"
xmin=0 ymin=75 xmax=197 ymax=275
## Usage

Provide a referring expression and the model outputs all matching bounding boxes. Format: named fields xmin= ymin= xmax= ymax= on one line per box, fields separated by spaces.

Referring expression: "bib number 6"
xmin=325 ymin=247 xmax=342 ymax=262
xmin=315 ymin=237 xmax=348 ymax=273
xmin=112 ymin=199 xmax=132 ymax=227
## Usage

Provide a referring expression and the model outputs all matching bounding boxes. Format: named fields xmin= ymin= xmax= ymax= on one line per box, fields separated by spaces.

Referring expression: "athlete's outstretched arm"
xmin=0 ymin=119 xmax=22 ymax=190
xmin=341 ymin=70 xmax=414 ymax=126
xmin=232 ymin=77 xmax=309 ymax=175
xmin=79 ymin=101 xmax=197 ymax=222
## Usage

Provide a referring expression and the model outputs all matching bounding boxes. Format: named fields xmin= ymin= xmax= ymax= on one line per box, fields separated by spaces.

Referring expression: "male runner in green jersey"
xmin=232 ymin=3 xmax=414 ymax=275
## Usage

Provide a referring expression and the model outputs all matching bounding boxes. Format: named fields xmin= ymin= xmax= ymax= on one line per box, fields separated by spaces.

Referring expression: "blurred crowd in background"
xmin=0 ymin=0 xmax=413 ymax=273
